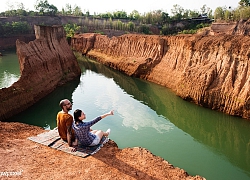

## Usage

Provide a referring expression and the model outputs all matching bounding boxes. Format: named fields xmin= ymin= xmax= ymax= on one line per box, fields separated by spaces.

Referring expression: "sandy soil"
xmin=0 ymin=122 xmax=205 ymax=180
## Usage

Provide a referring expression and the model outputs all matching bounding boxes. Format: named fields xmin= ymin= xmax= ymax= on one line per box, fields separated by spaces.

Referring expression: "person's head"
xmin=74 ymin=109 xmax=86 ymax=123
xmin=59 ymin=99 xmax=72 ymax=112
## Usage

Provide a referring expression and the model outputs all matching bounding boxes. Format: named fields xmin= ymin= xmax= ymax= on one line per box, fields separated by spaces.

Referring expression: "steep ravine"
xmin=71 ymin=33 xmax=250 ymax=119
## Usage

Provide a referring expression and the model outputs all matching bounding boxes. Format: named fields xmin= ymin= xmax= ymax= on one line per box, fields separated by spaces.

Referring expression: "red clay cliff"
xmin=0 ymin=25 xmax=81 ymax=120
xmin=0 ymin=25 xmax=205 ymax=180
xmin=71 ymin=33 xmax=250 ymax=119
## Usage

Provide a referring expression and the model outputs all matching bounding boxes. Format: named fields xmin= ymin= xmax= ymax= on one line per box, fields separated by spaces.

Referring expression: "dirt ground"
xmin=0 ymin=122 xmax=205 ymax=180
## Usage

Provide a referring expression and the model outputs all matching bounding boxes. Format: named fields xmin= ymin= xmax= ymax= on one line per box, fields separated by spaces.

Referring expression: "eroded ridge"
xmin=72 ymin=33 xmax=250 ymax=119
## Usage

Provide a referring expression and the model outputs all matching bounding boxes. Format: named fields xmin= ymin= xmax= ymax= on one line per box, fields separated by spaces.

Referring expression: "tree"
xmin=61 ymin=8 xmax=66 ymax=15
xmin=224 ymin=10 xmax=232 ymax=21
xmin=16 ymin=9 xmax=27 ymax=16
xmin=0 ymin=21 xmax=31 ymax=37
xmin=139 ymin=24 xmax=150 ymax=34
xmin=73 ymin=5 xmax=82 ymax=16
xmin=100 ymin=12 xmax=113 ymax=19
xmin=200 ymin=5 xmax=207 ymax=14
xmin=35 ymin=0 xmax=47 ymax=15
xmin=65 ymin=4 xmax=72 ymax=15
xmin=207 ymin=9 xmax=213 ymax=19
xmin=161 ymin=12 xmax=169 ymax=22
xmin=214 ymin=7 xmax=225 ymax=21
xmin=2 ymin=22 xmax=12 ymax=36
xmin=11 ymin=21 xmax=30 ymax=34
xmin=239 ymin=6 xmax=250 ymax=19
xmin=4 ymin=10 xmax=16 ymax=17
xmin=86 ymin=11 xmax=90 ymax=17
xmin=127 ymin=21 xmax=135 ymax=31
xmin=183 ymin=9 xmax=190 ymax=19
xmin=129 ymin=10 xmax=140 ymax=20
xmin=144 ymin=12 xmax=153 ymax=24
xmin=239 ymin=0 xmax=250 ymax=6
xmin=232 ymin=9 xmax=240 ymax=20
xmin=108 ymin=17 xmax=113 ymax=29
xmin=35 ymin=0 xmax=58 ymax=16
xmin=171 ymin=4 xmax=184 ymax=20
xmin=47 ymin=4 xmax=57 ymax=16
xmin=63 ymin=23 xmax=80 ymax=38
xmin=189 ymin=10 xmax=199 ymax=18
xmin=113 ymin=11 xmax=127 ymax=19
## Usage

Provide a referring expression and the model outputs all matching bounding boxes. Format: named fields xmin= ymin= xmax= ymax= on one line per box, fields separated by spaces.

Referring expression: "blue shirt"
xmin=72 ymin=116 xmax=102 ymax=146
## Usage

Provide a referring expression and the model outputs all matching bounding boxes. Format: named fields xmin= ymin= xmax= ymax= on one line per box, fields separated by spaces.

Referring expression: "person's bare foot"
xmin=106 ymin=129 xmax=111 ymax=136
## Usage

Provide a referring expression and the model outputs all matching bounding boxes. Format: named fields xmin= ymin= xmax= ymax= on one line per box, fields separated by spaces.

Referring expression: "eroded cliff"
xmin=211 ymin=19 xmax=250 ymax=35
xmin=0 ymin=25 xmax=81 ymax=120
xmin=71 ymin=33 xmax=250 ymax=119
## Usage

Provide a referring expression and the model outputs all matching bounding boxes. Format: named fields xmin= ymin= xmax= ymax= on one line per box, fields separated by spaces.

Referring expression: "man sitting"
xmin=56 ymin=99 xmax=76 ymax=150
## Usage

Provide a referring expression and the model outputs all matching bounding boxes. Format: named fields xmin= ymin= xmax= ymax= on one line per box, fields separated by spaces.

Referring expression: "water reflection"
xmin=0 ymin=49 xmax=20 ymax=89
xmin=0 ymin=71 xmax=19 ymax=88
xmin=78 ymin=60 xmax=174 ymax=133
xmin=78 ymin=58 xmax=250 ymax=179
xmin=4 ymin=56 xmax=250 ymax=180
xmin=119 ymin=101 xmax=174 ymax=132
xmin=8 ymin=78 xmax=80 ymax=128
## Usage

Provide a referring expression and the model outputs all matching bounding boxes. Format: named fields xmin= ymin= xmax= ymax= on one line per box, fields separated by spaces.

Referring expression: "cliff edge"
xmin=71 ymin=33 xmax=250 ymax=119
xmin=0 ymin=122 xmax=205 ymax=179
xmin=0 ymin=25 xmax=81 ymax=120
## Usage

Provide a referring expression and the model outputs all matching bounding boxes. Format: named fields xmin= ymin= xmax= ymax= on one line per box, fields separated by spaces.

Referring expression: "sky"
xmin=0 ymin=0 xmax=240 ymax=15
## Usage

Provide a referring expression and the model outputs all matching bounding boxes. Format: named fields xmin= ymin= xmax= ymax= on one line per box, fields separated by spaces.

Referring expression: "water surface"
xmin=3 ymin=53 xmax=250 ymax=180
xmin=0 ymin=49 xmax=20 ymax=88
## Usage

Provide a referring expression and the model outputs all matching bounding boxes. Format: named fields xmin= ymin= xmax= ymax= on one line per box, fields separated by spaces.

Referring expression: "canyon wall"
xmin=71 ymin=33 xmax=250 ymax=119
xmin=0 ymin=25 xmax=81 ymax=120
xmin=211 ymin=19 xmax=250 ymax=35
xmin=0 ymin=35 xmax=35 ymax=50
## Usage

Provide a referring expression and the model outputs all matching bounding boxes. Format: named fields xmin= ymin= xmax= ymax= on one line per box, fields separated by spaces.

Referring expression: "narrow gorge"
xmin=71 ymin=33 xmax=250 ymax=119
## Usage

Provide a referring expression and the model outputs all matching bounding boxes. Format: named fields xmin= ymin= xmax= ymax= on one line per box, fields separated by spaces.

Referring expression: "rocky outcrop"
xmin=211 ymin=19 xmax=250 ymax=35
xmin=71 ymin=33 xmax=250 ymax=119
xmin=0 ymin=25 xmax=81 ymax=120
xmin=210 ymin=22 xmax=237 ymax=35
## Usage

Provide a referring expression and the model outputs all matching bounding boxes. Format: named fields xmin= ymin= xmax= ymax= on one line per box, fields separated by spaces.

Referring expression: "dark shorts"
xmin=89 ymin=135 xmax=101 ymax=146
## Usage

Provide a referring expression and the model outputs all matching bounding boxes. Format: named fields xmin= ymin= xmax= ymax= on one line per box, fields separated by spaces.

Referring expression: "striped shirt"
xmin=72 ymin=116 xmax=102 ymax=146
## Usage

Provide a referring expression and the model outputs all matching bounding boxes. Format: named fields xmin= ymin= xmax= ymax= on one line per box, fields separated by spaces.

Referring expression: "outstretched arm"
xmin=101 ymin=110 xmax=114 ymax=119
xmin=83 ymin=110 xmax=115 ymax=127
